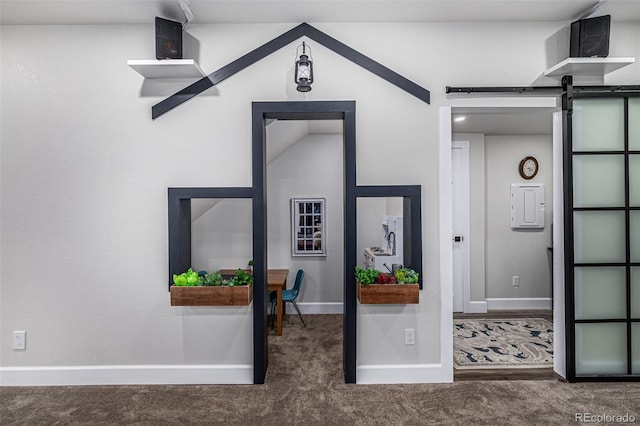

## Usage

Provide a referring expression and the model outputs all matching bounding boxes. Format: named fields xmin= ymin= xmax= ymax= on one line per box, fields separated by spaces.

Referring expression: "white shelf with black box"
xmin=544 ymin=57 xmax=635 ymax=84
xmin=127 ymin=59 xmax=206 ymax=79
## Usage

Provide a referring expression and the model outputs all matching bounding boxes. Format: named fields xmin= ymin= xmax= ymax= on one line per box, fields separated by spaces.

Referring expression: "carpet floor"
xmin=1 ymin=314 xmax=639 ymax=425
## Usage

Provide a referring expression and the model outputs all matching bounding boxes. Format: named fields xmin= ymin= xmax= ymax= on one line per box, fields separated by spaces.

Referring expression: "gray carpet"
xmin=1 ymin=314 xmax=639 ymax=425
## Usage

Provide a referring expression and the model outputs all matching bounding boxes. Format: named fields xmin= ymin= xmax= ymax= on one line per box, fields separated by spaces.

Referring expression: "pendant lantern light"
xmin=295 ymin=41 xmax=313 ymax=92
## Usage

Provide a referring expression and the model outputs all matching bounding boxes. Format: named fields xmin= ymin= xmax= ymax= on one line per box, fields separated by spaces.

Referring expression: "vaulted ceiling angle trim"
xmin=152 ymin=23 xmax=430 ymax=119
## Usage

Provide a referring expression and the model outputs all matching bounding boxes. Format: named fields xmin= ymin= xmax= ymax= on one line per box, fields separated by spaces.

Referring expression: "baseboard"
xmin=0 ymin=364 xmax=253 ymax=386
xmin=464 ymin=300 xmax=488 ymax=313
xmin=485 ymin=297 xmax=552 ymax=310
xmin=285 ymin=302 xmax=343 ymax=315
xmin=357 ymin=363 xmax=453 ymax=384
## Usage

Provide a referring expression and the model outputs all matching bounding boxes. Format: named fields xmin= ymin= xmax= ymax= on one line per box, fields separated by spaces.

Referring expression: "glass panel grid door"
xmin=570 ymin=96 xmax=640 ymax=379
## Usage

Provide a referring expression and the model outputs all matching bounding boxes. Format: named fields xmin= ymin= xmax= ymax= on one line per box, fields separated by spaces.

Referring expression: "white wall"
xmin=266 ymin=132 xmax=345 ymax=304
xmin=357 ymin=198 xmax=387 ymax=265
xmin=1 ymin=20 xmax=638 ymax=384
xmin=192 ymin=199 xmax=253 ymax=272
xmin=192 ymin=132 xmax=345 ymax=305
xmin=454 ymin=132 xmax=554 ymax=306
xmin=357 ymin=197 xmax=404 ymax=269
xmin=485 ymin=135 xmax=554 ymax=300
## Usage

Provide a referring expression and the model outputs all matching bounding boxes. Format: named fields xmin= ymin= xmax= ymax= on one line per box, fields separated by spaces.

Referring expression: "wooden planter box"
xmin=357 ymin=283 xmax=419 ymax=304
xmin=170 ymin=284 xmax=253 ymax=306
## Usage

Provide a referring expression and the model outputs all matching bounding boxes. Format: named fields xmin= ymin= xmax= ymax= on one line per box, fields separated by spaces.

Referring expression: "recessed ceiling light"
xmin=454 ymin=116 xmax=466 ymax=122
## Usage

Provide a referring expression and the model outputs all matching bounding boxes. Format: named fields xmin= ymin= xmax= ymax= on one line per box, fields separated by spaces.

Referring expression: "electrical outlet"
xmin=512 ymin=276 xmax=520 ymax=287
xmin=13 ymin=331 xmax=26 ymax=350
xmin=404 ymin=328 xmax=415 ymax=345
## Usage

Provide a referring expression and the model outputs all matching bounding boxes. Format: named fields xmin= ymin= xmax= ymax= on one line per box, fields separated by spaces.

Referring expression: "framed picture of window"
xmin=291 ymin=198 xmax=326 ymax=256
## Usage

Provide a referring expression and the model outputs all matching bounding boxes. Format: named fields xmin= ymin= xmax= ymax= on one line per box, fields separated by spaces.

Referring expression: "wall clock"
xmin=518 ymin=156 xmax=539 ymax=180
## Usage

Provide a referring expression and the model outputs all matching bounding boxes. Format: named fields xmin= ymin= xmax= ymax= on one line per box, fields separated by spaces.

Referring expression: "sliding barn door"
xmin=566 ymin=95 xmax=640 ymax=381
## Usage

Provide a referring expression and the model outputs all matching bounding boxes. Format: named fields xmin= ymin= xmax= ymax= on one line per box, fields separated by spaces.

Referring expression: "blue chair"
xmin=270 ymin=269 xmax=306 ymax=329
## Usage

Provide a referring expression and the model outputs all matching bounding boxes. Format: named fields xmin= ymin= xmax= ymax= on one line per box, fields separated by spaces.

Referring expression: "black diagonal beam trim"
xmin=300 ymin=23 xmax=430 ymax=105
xmin=152 ymin=24 xmax=306 ymax=119
xmin=300 ymin=23 xmax=431 ymax=103
xmin=152 ymin=23 xmax=430 ymax=119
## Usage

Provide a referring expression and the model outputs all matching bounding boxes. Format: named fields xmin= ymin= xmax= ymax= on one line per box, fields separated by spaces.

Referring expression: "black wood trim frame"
xmin=355 ymin=185 xmax=423 ymax=288
xmin=166 ymin=101 xmax=425 ymax=385
xmin=561 ymin=76 xmax=577 ymax=381
xmin=167 ymin=187 xmax=253 ymax=289
xmin=251 ymin=100 xmax=358 ymax=384
xmin=152 ymin=23 xmax=430 ymax=119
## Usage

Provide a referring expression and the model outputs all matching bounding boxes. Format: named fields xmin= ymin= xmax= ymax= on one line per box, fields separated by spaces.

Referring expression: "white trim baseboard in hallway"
xmin=486 ymin=298 xmax=552 ymax=310
xmin=464 ymin=300 xmax=488 ymax=313
xmin=358 ymin=363 xmax=451 ymax=384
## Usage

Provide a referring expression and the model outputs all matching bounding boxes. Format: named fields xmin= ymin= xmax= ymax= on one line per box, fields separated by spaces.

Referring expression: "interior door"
xmin=452 ymin=141 xmax=470 ymax=313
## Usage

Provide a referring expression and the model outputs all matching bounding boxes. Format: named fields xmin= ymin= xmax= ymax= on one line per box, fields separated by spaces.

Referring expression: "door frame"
xmin=252 ymin=100 xmax=358 ymax=384
xmin=439 ymin=100 xmax=566 ymax=378
xmin=252 ymin=101 xmax=424 ymax=384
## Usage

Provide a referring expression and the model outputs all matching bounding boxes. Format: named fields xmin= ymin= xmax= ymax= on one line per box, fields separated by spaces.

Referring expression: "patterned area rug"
xmin=454 ymin=318 xmax=553 ymax=369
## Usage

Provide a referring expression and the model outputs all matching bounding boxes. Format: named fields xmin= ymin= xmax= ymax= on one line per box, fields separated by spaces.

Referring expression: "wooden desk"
xmin=219 ymin=269 xmax=288 ymax=336
xmin=266 ymin=269 xmax=288 ymax=336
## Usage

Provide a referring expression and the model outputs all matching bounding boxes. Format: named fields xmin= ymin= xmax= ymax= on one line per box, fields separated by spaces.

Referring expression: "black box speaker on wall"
xmin=570 ymin=15 xmax=610 ymax=58
xmin=155 ymin=17 xmax=183 ymax=60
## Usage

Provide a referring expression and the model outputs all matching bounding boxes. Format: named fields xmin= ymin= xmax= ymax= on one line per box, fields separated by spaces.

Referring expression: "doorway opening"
xmin=264 ymin=117 xmax=345 ymax=383
xmin=252 ymin=101 xmax=358 ymax=384
xmin=441 ymin=104 xmax=565 ymax=380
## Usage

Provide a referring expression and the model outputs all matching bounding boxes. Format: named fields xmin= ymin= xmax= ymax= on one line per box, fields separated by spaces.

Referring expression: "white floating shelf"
xmin=544 ymin=57 xmax=635 ymax=78
xmin=127 ymin=59 xmax=206 ymax=79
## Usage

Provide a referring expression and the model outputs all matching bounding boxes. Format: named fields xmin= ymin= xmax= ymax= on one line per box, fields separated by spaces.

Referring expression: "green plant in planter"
xmin=355 ymin=266 xmax=380 ymax=286
xmin=228 ymin=268 xmax=254 ymax=287
xmin=202 ymin=271 xmax=223 ymax=287
xmin=394 ymin=267 xmax=419 ymax=284
xmin=173 ymin=268 xmax=203 ymax=287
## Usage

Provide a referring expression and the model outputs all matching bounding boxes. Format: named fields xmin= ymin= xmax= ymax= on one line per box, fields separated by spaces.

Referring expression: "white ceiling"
xmin=1 ymin=0 xmax=639 ymax=25
xmin=280 ymin=114 xmax=553 ymax=136
xmin=452 ymin=110 xmax=553 ymax=135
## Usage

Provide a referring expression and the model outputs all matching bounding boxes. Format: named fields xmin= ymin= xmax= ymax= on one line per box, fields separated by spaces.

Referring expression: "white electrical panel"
xmin=511 ymin=184 xmax=545 ymax=229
